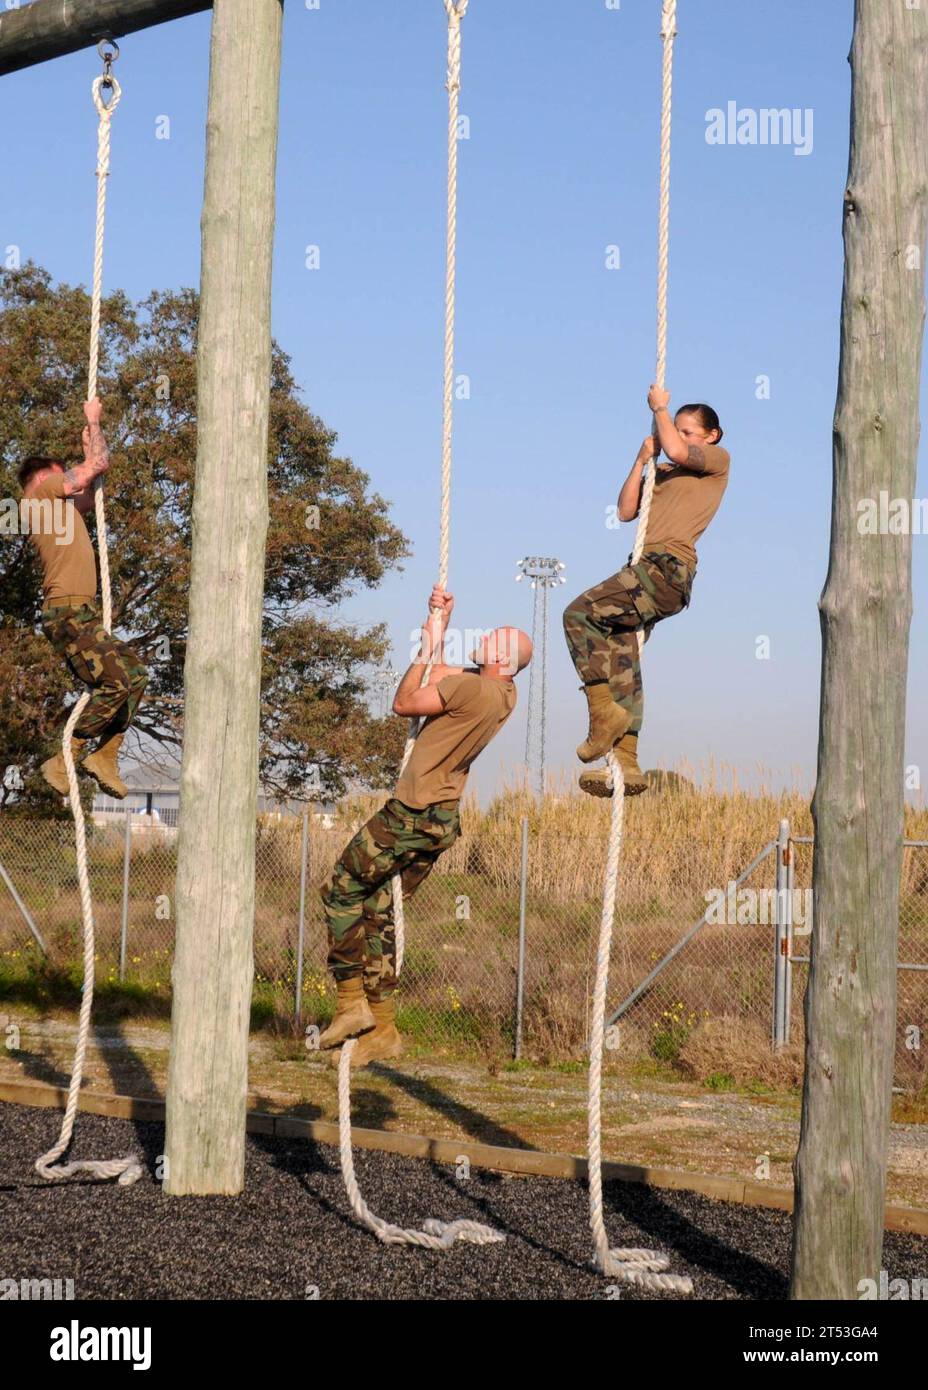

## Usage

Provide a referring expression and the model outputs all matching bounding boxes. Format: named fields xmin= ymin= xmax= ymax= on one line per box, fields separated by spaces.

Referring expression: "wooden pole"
xmin=164 ymin=0 xmax=282 ymax=1196
xmin=0 ymin=0 xmax=212 ymax=77
xmin=791 ymin=0 xmax=927 ymax=1300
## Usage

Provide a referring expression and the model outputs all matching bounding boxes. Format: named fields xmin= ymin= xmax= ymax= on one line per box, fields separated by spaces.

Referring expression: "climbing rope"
xmin=338 ymin=0 xmax=503 ymax=1251
xmin=390 ymin=0 xmax=466 ymax=976
xmin=36 ymin=50 xmax=141 ymax=1188
xmin=585 ymin=0 xmax=692 ymax=1294
xmin=338 ymin=1030 xmax=503 ymax=1249
xmin=436 ymin=0 xmax=464 ymax=595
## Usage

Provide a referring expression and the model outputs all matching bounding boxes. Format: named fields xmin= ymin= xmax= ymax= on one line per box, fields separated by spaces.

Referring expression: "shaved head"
xmin=471 ymin=626 xmax=533 ymax=678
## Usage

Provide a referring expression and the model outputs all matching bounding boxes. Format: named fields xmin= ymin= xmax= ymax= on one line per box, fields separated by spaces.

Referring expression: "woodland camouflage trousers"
xmin=321 ymin=796 xmax=461 ymax=1002
xmin=562 ymin=550 xmax=693 ymax=733
xmin=42 ymin=601 xmax=149 ymax=742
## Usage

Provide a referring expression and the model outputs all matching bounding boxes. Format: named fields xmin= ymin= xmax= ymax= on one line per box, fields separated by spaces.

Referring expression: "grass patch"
xmin=893 ymin=1089 xmax=928 ymax=1125
xmin=629 ymin=1056 xmax=680 ymax=1084
xmin=0 ymin=955 xmax=171 ymax=1023
xmin=396 ymin=1003 xmax=484 ymax=1046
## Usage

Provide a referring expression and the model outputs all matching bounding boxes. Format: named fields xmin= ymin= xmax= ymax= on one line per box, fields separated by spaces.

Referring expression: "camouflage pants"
xmin=321 ymin=797 xmax=461 ymax=1002
xmin=42 ymin=602 xmax=149 ymax=742
xmin=562 ymin=550 xmax=693 ymax=733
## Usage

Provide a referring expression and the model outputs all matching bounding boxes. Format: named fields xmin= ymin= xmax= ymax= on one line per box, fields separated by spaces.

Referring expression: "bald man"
xmin=320 ymin=586 xmax=532 ymax=1067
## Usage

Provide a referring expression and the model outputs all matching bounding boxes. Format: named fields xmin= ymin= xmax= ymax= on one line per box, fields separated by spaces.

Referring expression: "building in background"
xmin=92 ymin=771 xmax=336 ymax=831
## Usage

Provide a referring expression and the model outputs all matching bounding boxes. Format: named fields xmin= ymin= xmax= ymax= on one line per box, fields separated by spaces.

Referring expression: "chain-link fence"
xmin=787 ymin=836 xmax=928 ymax=1093
xmin=608 ymin=826 xmax=928 ymax=1091
xmin=1 ymin=811 xmax=926 ymax=1085
xmin=607 ymin=838 xmax=783 ymax=1076
xmin=0 ymin=811 xmax=529 ymax=1054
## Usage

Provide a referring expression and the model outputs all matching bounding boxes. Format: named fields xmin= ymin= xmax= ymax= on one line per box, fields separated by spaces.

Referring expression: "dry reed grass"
xmin=3 ymin=771 xmax=927 ymax=1083
xmin=678 ymin=1016 xmax=805 ymax=1088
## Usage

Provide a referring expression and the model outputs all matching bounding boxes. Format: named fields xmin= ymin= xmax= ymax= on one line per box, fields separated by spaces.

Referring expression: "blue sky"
xmin=4 ymin=0 xmax=926 ymax=804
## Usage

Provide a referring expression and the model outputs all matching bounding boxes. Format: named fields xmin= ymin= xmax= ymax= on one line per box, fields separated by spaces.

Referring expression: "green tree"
xmin=0 ymin=264 xmax=409 ymax=811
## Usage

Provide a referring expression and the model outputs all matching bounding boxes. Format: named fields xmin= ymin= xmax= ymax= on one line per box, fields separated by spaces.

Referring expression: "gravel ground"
xmin=3 ymin=1103 xmax=927 ymax=1301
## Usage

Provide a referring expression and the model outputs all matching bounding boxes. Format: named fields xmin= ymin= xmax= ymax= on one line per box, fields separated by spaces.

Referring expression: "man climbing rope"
xmin=18 ymin=398 xmax=148 ymax=800
xmin=320 ymin=585 xmax=532 ymax=1068
xmin=563 ymin=384 xmax=729 ymax=798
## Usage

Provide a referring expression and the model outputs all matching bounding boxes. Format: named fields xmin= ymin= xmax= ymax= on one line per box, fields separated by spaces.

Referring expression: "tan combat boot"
xmin=576 ymin=683 xmax=631 ymax=763
xmin=579 ymin=732 xmax=649 ymax=798
xmin=40 ymin=740 xmax=87 ymax=797
xmin=330 ymin=996 xmax=403 ymax=1070
xmin=82 ymin=732 xmax=128 ymax=799
xmin=318 ymin=977 xmax=375 ymax=1049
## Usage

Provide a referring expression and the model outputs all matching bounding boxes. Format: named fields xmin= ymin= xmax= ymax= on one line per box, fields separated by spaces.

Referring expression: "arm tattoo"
xmin=64 ymin=463 xmax=100 ymax=496
xmin=686 ymin=444 xmax=706 ymax=472
xmin=86 ymin=423 xmax=110 ymax=473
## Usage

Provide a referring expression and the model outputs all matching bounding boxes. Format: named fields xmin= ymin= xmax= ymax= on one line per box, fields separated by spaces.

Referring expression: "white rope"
xmin=585 ymin=0 xmax=692 ymax=1294
xmin=336 ymin=1 xmax=500 ymax=1253
xmin=634 ymin=0 xmax=676 ymax=551
xmin=36 ymin=72 xmax=140 ymax=1188
xmin=337 ymin=1040 xmax=504 ymax=1249
xmin=89 ymin=75 xmax=118 ymax=634
xmin=391 ymin=0 xmax=467 ymax=977
xmin=436 ymin=0 xmax=465 ymax=594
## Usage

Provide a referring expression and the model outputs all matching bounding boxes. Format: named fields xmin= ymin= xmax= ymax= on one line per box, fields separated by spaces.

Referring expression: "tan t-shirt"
xmin=394 ymin=671 xmax=517 ymax=810
xmin=644 ymin=444 xmax=730 ymax=569
xmin=24 ymin=473 xmax=97 ymax=605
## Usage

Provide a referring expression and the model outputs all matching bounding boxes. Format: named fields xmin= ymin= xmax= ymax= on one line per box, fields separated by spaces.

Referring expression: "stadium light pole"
xmin=515 ymin=557 xmax=565 ymax=798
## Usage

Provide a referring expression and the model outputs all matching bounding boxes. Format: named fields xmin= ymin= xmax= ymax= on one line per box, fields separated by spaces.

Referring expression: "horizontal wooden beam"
xmin=4 ymin=1077 xmax=928 ymax=1237
xmin=0 ymin=0 xmax=213 ymax=77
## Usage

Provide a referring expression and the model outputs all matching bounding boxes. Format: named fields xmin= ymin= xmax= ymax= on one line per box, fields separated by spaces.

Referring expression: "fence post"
xmin=0 ymin=858 xmax=47 ymax=954
xmin=784 ymin=828 xmax=795 ymax=1044
xmin=119 ymin=808 xmax=132 ymax=983
xmin=514 ymin=815 xmax=528 ymax=1060
xmin=773 ymin=817 xmax=790 ymax=1048
xmin=295 ymin=808 xmax=309 ymax=1029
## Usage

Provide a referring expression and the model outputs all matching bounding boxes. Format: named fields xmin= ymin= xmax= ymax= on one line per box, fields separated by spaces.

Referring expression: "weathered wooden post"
xmin=791 ymin=0 xmax=927 ymax=1298
xmin=164 ymin=0 xmax=283 ymax=1195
